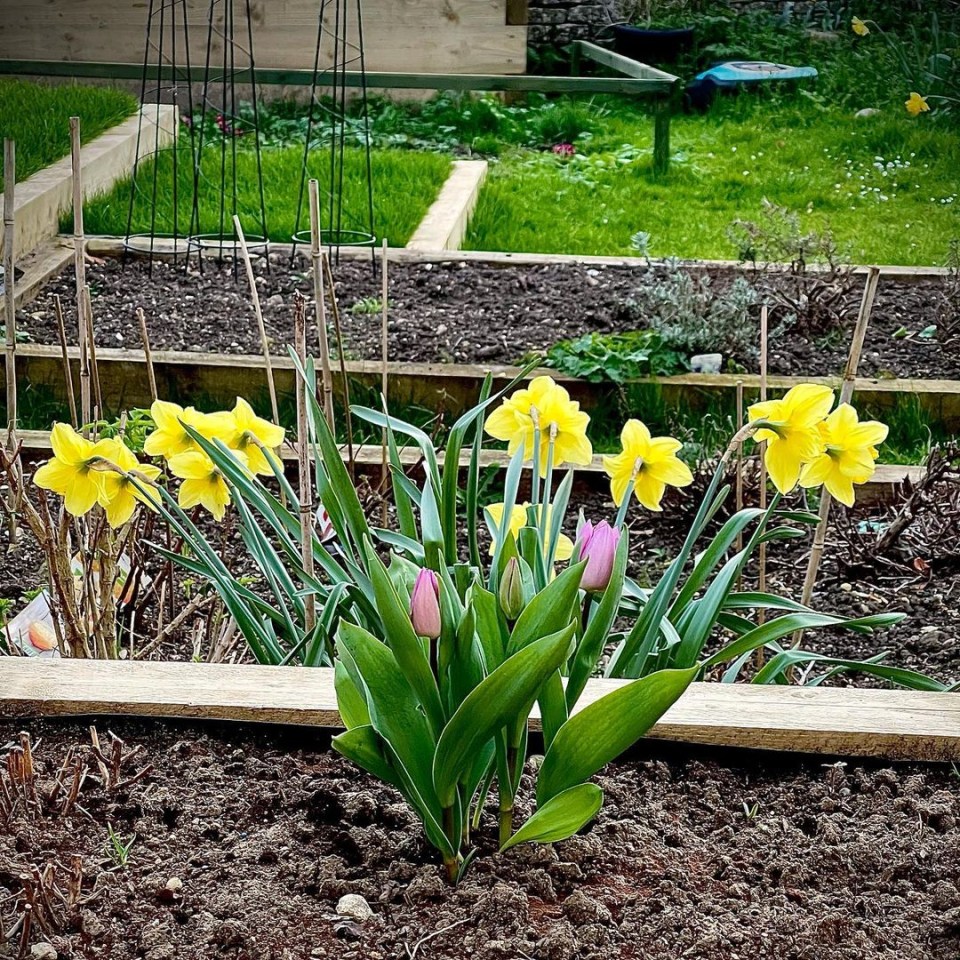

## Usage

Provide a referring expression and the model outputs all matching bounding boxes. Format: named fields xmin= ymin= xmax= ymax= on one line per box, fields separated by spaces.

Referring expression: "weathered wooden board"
xmin=407 ymin=160 xmax=488 ymax=252
xmin=0 ymin=1 xmax=527 ymax=76
xmin=2 ymin=659 xmax=959 ymax=761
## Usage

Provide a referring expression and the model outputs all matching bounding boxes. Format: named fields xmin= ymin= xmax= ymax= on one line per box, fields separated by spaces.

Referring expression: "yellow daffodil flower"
xmin=484 ymin=375 xmax=592 ymax=477
xmin=798 ymin=404 xmax=888 ymax=507
xmin=748 ymin=384 xmax=835 ymax=494
xmin=143 ymin=399 xmax=235 ymax=461
xmin=167 ymin=449 xmax=248 ymax=521
xmin=851 ymin=16 xmax=869 ymax=36
xmin=485 ymin=502 xmax=574 ymax=560
xmin=224 ymin=397 xmax=285 ymax=476
xmin=602 ymin=420 xmax=693 ymax=512
xmin=94 ymin=437 xmax=163 ymax=529
xmin=905 ymin=92 xmax=930 ymax=116
xmin=34 ymin=423 xmax=115 ymax=517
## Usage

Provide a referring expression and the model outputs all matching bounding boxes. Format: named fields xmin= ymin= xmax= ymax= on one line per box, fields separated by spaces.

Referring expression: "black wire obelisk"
xmin=188 ymin=0 xmax=270 ymax=267
xmin=124 ymin=0 xmax=197 ymax=271
xmin=291 ymin=0 xmax=376 ymax=261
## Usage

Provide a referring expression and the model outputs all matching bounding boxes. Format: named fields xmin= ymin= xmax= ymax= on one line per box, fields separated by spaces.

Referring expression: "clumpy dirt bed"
xmin=21 ymin=255 xmax=960 ymax=380
xmin=2 ymin=717 xmax=960 ymax=959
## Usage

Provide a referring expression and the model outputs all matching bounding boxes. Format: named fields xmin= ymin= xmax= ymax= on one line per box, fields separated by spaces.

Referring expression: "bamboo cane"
xmin=136 ymin=307 xmax=159 ymax=403
xmin=232 ymin=215 xmax=279 ymax=426
xmin=82 ymin=286 xmax=102 ymax=424
xmin=307 ymin=180 xmax=335 ymax=428
xmin=381 ymin=239 xmax=390 ymax=526
xmin=70 ymin=118 xmax=91 ymax=432
xmin=793 ymin=266 xmax=881 ymax=645
xmin=322 ymin=251 xmax=354 ymax=478
xmin=294 ymin=291 xmax=316 ymax=634
xmin=735 ymin=378 xmax=744 ymax=589
xmin=756 ymin=306 xmax=769 ymax=658
xmin=3 ymin=139 xmax=16 ymax=447
xmin=53 ymin=295 xmax=78 ymax=428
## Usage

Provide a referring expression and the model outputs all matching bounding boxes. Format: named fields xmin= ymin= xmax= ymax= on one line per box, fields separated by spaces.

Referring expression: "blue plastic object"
xmin=694 ymin=60 xmax=819 ymax=87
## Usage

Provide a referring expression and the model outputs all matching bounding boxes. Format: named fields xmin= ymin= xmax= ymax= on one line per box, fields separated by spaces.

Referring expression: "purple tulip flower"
xmin=577 ymin=520 xmax=620 ymax=592
xmin=410 ymin=568 xmax=442 ymax=639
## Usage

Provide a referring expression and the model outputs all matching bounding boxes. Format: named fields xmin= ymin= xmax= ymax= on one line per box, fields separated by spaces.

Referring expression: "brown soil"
xmin=2 ymin=717 xmax=960 ymax=960
xmin=21 ymin=256 xmax=960 ymax=380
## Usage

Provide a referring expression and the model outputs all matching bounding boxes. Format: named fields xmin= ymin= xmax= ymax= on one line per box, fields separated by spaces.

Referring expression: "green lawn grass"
xmin=0 ymin=79 xmax=137 ymax=183
xmin=464 ymin=99 xmax=960 ymax=265
xmin=75 ymin=144 xmax=451 ymax=247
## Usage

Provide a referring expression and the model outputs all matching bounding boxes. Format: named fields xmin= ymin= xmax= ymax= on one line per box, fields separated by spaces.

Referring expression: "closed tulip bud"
xmin=410 ymin=568 xmax=442 ymax=639
xmin=499 ymin=556 xmax=524 ymax=620
xmin=577 ymin=520 xmax=620 ymax=592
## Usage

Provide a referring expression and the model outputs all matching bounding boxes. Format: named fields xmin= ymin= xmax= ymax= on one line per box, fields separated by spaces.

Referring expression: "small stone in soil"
xmin=336 ymin=893 xmax=374 ymax=922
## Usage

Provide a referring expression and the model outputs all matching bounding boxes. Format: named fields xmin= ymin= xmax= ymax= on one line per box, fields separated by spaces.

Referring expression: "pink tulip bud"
xmin=577 ymin=520 xmax=620 ymax=592
xmin=410 ymin=568 xmax=442 ymax=639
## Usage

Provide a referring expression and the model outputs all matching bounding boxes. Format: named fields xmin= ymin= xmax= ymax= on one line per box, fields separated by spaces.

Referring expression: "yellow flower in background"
xmin=799 ymin=404 xmax=888 ymax=507
xmin=905 ymin=92 xmax=930 ymax=116
xmin=224 ymin=397 xmax=285 ymax=476
xmin=602 ymin=420 xmax=693 ymax=512
xmin=851 ymin=16 xmax=869 ymax=36
xmin=748 ymin=384 xmax=835 ymax=494
xmin=485 ymin=375 xmax=592 ymax=477
xmin=94 ymin=437 xmax=162 ymax=529
xmin=143 ymin=400 xmax=234 ymax=461
xmin=34 ymin=423 xmax=112 ymax=517
xmin=167 ymin=449 xmax=247 ymax=521
xmin=485 ymin=502 xmax=574 ymax=560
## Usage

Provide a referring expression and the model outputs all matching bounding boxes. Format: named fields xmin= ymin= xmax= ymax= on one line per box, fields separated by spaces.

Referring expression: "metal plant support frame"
xmin=188 ymin=0 xmax=270 ymax=271
xmin=290 ymin=0 xmax=376 ymax=261
xmin=123 ymin=0 xmax=197 ymax=272
xmin=1 ymin=41 xmax=681 ymax=172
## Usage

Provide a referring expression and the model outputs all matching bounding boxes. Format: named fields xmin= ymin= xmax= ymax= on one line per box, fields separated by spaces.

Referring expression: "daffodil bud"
xmin=410 ymin=568 xmax=441 ymax=639
xmin=499 ymin=556 xmax=524 ymax=620
xmin=577 ymin=520 xmax=620 ymax=592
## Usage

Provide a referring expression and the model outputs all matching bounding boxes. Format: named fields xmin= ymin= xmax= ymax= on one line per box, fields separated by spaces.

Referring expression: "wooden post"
xmin=794 ymin=267 xmax=881 ymax=641
xmin=3 ymin=139 xmax=16 ymax=446
xmin=323 ymin=252 xmax=354 ymax=478
xmin=70 ymin=117 xmax=91 ymax=431
xmin=232 ymin=215 xmax=279 ymax=426
xmin=653 ymin=94 xmax=672 ymax=175
xmin=308 ymin=180 xmax=335 ymax=428
xmin=294 ymin=291 xmax=316 ymax=634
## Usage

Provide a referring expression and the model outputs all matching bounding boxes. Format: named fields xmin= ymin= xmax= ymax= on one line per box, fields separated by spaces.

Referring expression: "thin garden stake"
xmin=70 ymin=118 xmax=91 ymax=431
xmin=3 ymin=139 xmax=16 ymax=447
xmin=756 ymin=306 xmax=769 ymax=649
xmin=233 ymin=215 xmax=279 ymax=426
xmin=308 ymin=179 xmax=335 ymax=427
xmin=294 ymin=291 xmax=316 ymax=634
xmin=793 ymin=266 xmax=881 ymax=645
xmin=735 ymin=378 xmax=744 ymax=589
xmin=136 ymin=307 xmax=159 ymax=403
xmin=83 ymin=286 xmax=103 ymax=423
xmin=53 ymin=295 xmax=78 ymax=428
xmin=323 ymin=251 xmax=354 ymax=478
xmin=381 ymin=238 xmax=389 ymax=526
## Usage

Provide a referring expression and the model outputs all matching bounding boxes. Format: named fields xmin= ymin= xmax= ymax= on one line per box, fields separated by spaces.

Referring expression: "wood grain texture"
xmin=0 ymin=0 xmax=527 ymax=76
xmin=2 ymin=659 xmax=958 ymax=761
xmin=407 ymin=160 xmax=488 ymax=251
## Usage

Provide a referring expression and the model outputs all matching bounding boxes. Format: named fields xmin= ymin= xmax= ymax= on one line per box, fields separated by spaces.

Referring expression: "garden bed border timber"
xmin=10 ymin=427 xmax=920 ymax=507
xmin=7 ymin=338 xmax=960 ymax=433
xmin=0 ymin=41 xmax=681 ymax=173
xmin=3 ymin=659 xmax=960 ymax=762
xmin=407 ymin=160 xmax=488 ymax=252
xmin=0 ymin=105 xmax=177 ymax=263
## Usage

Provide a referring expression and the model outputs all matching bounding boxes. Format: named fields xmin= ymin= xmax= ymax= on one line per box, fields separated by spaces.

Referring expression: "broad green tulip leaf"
xmin=337 ymin=620 xmax=441 ymax=815
xmin=506 ymin=560 xmax=585 ymax=657
xmin=537 ymin=669 xmax=568 ymax=752
xmin=433 ymin=622 xmax=577 ymax=807
xmin=362 ymin=539 xmax=445 ymax=736
xmin=332 ymin=725 xmax=397 ymax=787
xmin=500 ymin=783 xmax=603 ymax=852
xmin=470 ymin=583 xmax=507 ymax=671
xmin=538 ymin=667 xmax=697 ymax=804
xmin=334 ymin=659 xmax=370 ymax=729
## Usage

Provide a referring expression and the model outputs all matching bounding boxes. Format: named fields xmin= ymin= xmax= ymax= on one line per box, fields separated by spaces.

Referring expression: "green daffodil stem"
xmin=540 ymin=430 xmax=556 ymax=572
xmin=530 ymin=424 xmax=542 ymax=509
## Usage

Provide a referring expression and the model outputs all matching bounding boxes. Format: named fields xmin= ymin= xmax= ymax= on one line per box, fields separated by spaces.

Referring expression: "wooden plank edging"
xmin=1 ymin=659 xmax=958 ymax=761
xmin=407 ymin=159 xmax=488 ymax=252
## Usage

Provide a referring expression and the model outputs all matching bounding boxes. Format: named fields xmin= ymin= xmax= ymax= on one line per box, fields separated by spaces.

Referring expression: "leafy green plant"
xmin=105 ymin=826 xmax=136 ymax=868
xmin=541 ymin=329 xmax=688 ymax=381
